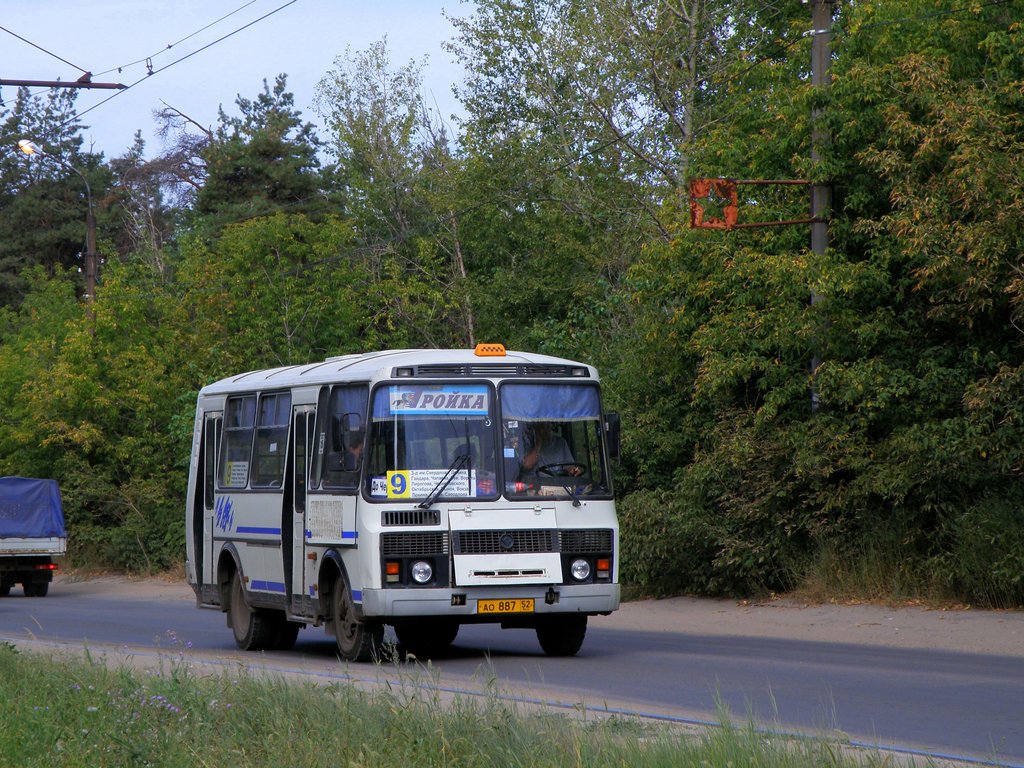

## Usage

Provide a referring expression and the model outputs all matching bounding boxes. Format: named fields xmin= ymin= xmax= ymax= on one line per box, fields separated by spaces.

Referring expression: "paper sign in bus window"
xmin=228 ymin=462 xmax=249 ymax=486
xmin=384 ymin=469 xmax=477 ymax=499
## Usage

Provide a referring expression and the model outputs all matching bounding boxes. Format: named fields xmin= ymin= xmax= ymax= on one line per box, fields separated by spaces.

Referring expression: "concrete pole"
xmin=809 ymin=0 xmax=833 ymax=410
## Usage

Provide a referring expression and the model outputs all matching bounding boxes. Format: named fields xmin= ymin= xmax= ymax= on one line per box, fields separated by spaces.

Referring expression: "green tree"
xmin=0 ymin=87 xmax=112 ymax=306
xmin=195 ymin=75 xmax=323 ymax=226
xmin=315 ymin=40 xmax=474 ymax=347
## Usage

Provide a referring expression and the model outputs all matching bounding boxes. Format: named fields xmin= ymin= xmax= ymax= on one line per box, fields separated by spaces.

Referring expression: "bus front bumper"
xmin=360 ymin=583 xmax=620 ymax=620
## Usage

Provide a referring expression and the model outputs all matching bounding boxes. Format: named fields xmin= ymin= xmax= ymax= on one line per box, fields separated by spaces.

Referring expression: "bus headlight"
xmin=570 ymin=558 xmax=591 ymax=581
xmin=410 ymin=560 xmax=433 ymax=584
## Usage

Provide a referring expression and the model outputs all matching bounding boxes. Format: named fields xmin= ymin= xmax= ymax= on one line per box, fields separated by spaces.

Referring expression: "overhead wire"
xmin=3 ymin=1 xmax=296 ymax=129
xmin=93 ymin=0 xmax=259 ymax=78
xmin=56 ymin=0 xmax=299 ymax=131
xmin=0 ymin=23 xmax=90 ymax=75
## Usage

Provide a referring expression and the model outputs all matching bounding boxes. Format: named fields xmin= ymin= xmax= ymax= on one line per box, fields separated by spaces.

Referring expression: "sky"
xmin=1 ymin=0 xmax=471 ymax=159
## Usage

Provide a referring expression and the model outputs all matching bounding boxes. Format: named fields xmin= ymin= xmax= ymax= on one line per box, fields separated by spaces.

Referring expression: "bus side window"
xmin=321 ymin=384 xmax=369 ymax=491
xmin=252 ymin=392 xmax=292 ymax=488
xmin=221 ymin=395 xmax=256 ymax=488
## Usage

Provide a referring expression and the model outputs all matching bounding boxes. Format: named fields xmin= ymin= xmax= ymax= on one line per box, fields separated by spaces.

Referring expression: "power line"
xmin=93 ymin=0 xmax=259 ymax=78
xmin=0 ymin=23 xmax=90 ymax=75
xmin=57 ymin=0 xmax=299 ymax=131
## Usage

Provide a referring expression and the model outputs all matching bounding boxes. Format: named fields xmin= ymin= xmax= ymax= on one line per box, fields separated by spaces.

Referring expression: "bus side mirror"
xmin=342 ymin=412 xmax=364 ymax=472
xmin=605 ymin=412 xmax=621 ymax=460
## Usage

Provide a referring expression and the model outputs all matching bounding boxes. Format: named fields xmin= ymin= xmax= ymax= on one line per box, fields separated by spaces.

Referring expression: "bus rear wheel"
xmin=332 ymin=577 xmax=382 ymax=662
xmin=536 ymin=615 xmax=587 ymax=657
xmin=229 ymin=571 xmax=274 ymax=651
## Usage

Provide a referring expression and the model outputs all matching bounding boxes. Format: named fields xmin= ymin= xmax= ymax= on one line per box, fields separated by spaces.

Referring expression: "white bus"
xmin=184 ymin=345 xmax=620 ymax=661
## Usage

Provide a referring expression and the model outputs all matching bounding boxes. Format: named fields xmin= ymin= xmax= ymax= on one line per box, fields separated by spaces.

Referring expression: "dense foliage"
xmin=0 ymin=0 xmax=1021 ymax=605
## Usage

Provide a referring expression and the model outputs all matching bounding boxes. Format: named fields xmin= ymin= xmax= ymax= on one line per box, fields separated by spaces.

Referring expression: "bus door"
xmin=291 ymin=405 xmax=316 ymax=609
xmin=199 ymin=413 xmax=222 ymax=587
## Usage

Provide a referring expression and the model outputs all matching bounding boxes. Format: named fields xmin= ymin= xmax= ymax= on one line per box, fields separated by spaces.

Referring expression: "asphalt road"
xmin=2 ymin=582 xmax=1022 ymax=767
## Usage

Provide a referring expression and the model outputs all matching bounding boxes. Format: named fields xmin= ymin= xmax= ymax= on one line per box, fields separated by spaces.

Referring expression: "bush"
xmin=939 ymin=488 xmax=1024 ymax=608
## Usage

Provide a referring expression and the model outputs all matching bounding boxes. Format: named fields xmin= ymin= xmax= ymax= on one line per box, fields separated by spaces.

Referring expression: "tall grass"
xmin=0 ymin=642 xmax=917 ymax=767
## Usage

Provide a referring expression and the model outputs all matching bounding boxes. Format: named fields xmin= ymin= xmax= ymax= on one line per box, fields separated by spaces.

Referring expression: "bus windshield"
xmin=499 ymin=382 xmax=611 ymax=500
xmin=365 ymin=380 xmax=610 ymax=503
xmin=366 ymin=384 xmax=499 ymax=501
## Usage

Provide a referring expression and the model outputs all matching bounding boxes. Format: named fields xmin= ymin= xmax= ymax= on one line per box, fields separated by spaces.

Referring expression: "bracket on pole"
xmin=0 ymin=78 xmax=126 ymax=90
xmin=689 ymin=178 xmax=821 ymax=229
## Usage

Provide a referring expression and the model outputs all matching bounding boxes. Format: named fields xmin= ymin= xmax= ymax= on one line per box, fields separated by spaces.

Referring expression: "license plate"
xmin=477 ymin=598 xmax=535 ymax=614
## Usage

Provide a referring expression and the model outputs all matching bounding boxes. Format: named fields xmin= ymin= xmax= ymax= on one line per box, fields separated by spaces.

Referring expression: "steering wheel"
xmin=537 ymin=462 xmax=588 ymax=478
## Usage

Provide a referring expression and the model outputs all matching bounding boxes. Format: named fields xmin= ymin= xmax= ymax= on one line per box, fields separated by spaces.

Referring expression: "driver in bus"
xmin=520 ymin=421 xmax=582 ymax=477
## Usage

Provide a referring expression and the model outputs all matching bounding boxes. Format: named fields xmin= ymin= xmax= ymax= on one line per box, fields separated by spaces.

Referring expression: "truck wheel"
xmin=22 ymin=582 xmax=48 ymax=598
xmin=394 ymin=620 xmax=459 ymax=658
xmin=332 ymin=576 xmax=382 ymax=662
xmin=536 ymin=615 xmax=587 ymax=657
xmin=228 ymin=571 xmax=274 ymax=651
xmin=0 ymin=581 xmax=11 ymax=597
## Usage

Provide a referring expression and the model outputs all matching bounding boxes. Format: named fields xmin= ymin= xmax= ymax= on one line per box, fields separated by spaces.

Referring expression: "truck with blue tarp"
xmin=0 ymin=477 xmax=66 ymax=597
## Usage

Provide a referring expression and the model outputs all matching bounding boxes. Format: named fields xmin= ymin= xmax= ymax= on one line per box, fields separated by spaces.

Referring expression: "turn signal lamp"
xmin=596 ymin=558 xmax=610 ymax=579
xmin=474 ymin=343 xmax=506 ymax=357
xmin=385 ymin=561 xmax=400 ymax=583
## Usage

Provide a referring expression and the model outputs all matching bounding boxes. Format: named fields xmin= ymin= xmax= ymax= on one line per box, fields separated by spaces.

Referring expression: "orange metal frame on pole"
xmin=689 ymin=178 xmax=822 ymax=230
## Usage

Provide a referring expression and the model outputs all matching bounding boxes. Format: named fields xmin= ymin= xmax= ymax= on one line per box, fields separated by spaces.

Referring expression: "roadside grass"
xmin=0 ymin=642 xmax=928 ymax=768
xmin=793 ymin=542 xmax=958 ymax=608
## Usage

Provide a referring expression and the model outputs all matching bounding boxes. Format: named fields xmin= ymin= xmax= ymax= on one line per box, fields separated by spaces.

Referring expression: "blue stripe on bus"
xmin=250 ymin=580 xmax=286 ymax=593
xmin=236 ymin=526 xmax=281 ymax=535
xmin=352 ymin=590 xmax=362 ymax=602
xmin=304 ymin=530 xmax=358 ymax=540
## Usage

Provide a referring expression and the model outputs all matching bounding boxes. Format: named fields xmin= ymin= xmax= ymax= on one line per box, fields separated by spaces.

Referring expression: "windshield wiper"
xmin=563 ymin=482 xmax=582 ymax=507
xmin=418 ymin=452 xmax=470 ymax=509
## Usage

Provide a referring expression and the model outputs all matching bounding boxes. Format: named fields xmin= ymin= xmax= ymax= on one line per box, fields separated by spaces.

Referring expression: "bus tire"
xmin=229 ymin=571 xmax=274 ymax=651
xmin=332 ymin=577 xmax=382 ymax=662
xmin=394 ymin=619 xmax=459 ymax=658
xmin=536 ymin=615 xmax=587 ymax=657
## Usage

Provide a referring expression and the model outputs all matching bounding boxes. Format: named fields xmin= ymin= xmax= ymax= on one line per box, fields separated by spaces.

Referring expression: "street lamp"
xmin=17 ymin=139 xmax=98 ymax=301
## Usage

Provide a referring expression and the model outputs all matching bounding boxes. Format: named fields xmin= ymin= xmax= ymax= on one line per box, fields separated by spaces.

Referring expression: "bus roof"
xmin=198 ymin=348 xmax=599 ymax=396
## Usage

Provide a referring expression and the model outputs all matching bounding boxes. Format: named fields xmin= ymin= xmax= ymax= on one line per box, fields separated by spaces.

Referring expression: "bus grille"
xmin=381 ymin=532 xmax=449 ymax=557
xmin=453 ymin=529 xmax=559 ymax=554
xmin=391 ymin=363 xmax=589 ymax=378
xmin=560 ymin=529 xmax=613 ymax=552
xmin=382 ymin=509 xmax=440 ymax=526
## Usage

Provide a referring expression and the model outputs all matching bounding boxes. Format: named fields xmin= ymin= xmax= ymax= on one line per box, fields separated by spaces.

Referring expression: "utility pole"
xmin=687 ymin=2 xmax=835 ymax=410
xmin=809 ymin=0 xmax=833 ymax=410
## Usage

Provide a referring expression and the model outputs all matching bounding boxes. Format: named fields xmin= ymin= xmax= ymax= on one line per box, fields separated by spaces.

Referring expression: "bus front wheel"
xmin=332 ymin=577 xmax=383 ymax=662
xmin=536 ymin=615 xmax=587 ymax=657
xmin=229 ymin=571 xmax=274 ymax=651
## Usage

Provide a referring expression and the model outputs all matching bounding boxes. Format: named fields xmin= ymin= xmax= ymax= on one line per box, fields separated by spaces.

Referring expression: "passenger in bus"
xmin=521 ymin=422 xmax=582 ymax=476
